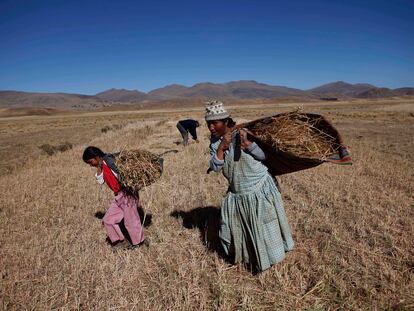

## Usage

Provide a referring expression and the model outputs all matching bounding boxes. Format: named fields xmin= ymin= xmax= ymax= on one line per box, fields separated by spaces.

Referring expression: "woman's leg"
xmin=102 ymin=197 xmax=125 ymax=243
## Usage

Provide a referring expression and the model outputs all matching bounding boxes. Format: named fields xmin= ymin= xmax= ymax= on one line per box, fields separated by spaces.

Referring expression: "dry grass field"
xmin=1 ymin=98 xmax=413 ymax=310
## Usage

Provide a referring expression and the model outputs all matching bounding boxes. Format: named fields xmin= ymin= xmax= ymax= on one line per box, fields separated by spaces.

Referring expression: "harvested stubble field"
xmin=0 ymin=99 xmax=413 ymax=310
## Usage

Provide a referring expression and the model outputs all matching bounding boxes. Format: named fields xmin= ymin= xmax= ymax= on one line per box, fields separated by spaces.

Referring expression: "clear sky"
xmin=0 ymin=0 xmax=413 ymax=94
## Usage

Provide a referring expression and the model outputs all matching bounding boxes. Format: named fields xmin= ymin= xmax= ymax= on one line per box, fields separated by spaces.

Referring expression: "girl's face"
xmin=86 ymin=157 xmax=101 ymax=167
xmin=207 ymin=120 xmax=227 ymax=137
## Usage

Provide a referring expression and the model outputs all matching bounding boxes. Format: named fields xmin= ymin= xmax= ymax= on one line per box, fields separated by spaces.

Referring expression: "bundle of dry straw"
xmin=246 ymin=111 xmax=339 ymax=160
xmin=115 ymin=149 xmax=162 ymax=196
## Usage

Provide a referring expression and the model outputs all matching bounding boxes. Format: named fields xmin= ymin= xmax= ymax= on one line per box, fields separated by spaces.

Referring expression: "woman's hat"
xmin=204 ymin=100 xmax=230 ymax=121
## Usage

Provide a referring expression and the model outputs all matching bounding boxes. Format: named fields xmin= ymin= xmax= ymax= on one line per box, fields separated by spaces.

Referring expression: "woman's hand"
xmin=240 ymin=129 xmax=252 ymax=150
xmin=216 ymin=131 xmax=232 ymax=160
xmin=218 ymin=131 xmax=232 ymax=151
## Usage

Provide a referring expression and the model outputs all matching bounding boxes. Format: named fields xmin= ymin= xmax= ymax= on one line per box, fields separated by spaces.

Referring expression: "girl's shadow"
xmin=170 ymin=206 xmax=227 ymax=258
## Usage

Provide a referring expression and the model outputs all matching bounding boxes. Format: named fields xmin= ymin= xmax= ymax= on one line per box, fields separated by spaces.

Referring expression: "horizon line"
xmin=1 ymin=80 xmax=413 ymax=96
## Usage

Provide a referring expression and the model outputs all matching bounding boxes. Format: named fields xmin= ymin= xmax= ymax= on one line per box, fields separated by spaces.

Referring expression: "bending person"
xmin=176 ymin=119 xmax=200 ymax=146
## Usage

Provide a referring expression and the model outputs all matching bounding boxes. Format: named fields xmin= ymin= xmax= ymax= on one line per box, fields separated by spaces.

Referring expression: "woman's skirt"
xmin=220 ymin=175 xmax=294 ymax=272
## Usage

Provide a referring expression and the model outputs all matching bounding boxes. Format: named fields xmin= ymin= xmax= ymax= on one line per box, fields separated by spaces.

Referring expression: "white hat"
xmin=204 ymin=100 xmax=230 ymax=121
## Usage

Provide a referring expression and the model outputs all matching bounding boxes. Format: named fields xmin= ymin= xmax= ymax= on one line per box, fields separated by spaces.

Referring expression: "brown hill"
xmin=306 ymin=81 xmax=376 ymax=97
xmin=148 ymin=80 xmax=308 ymax=100
xmin=356 ymin=87 xmax=395 ymax=98
xmin=147 ymin=84 xmax=189 ymax=100
xmin=393 ymin=87 xmax=414 ymax=96
xmin=306 ymin=81 xmax=414 ymax=99
xmin=0 ymin=91 xmax=106 ymax=109
xmin=1 ymin=81 xmax=413 ymax=110
xmin=0 ymin=107 xmax=65 ymax=117
xmin=222 ymin=80 xmax=307 ymax=98
xmin=95 ymin=88 xmax=147 ymax=102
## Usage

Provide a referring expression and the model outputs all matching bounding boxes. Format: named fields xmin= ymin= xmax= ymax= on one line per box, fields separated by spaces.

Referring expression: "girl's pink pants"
xmin=102 ymin=191 xmax=145 ymax=245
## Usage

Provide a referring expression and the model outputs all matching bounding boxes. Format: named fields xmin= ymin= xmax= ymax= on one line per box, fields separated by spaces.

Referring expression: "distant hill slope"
xmin=306 ymin=81 xmax=414 ymax=98
xmin=0 ymin=91 xmax=106 ymax=109
xmin=1 ymin=81 xmax=413 ymax=109
xmin=147 ymin=84 xmax=189 ymax=101
xmin=393 ymin=87 xmax=414 ymax=96
xmin=225 ymin=80 xmax=306 ymax=98
xmin=94 ymin=82 xmax=298 ymax=102
xmin=148 ymin=80 xmax=308 ymax=100
xmin=0 ymin=107 xmax=64 ymax=117
xmin=95 ymin=88 xmax=147 ymax=102
xmin=307 ymin=81 xmax=376 ymax=97
xmin=356 ymin=87 xmax=395 ymax=98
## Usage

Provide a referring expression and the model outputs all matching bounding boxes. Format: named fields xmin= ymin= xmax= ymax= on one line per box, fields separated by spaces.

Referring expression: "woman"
xmin=206 ymin=100 xmax=294 ymax=272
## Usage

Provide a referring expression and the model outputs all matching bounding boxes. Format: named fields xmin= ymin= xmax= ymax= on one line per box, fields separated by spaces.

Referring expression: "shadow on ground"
xmin=170 ymin=206 xmax=226 ymax=257
xmin=171 ymin=206 xmax=268 ymax=274
xmin=158 ymin=149 xmax=179 ymax=156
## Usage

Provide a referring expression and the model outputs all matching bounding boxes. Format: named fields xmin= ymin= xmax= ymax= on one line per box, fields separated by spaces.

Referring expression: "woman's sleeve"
xmin=209 ymin=143 xmax=224 ymax=172
xmin=245 ymin=142 xmax=266 ymax=161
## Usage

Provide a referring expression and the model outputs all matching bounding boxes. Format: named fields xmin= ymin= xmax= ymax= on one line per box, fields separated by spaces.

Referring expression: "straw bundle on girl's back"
xmin=115 ymin=149 xmax=163 ymax=196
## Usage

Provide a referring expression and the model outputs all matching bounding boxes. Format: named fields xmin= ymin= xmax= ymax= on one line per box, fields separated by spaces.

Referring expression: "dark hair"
xmin=224 ymin=117 xmax=236 ymax=128
xmin=82 ymin=146 xmax=105 ymax=162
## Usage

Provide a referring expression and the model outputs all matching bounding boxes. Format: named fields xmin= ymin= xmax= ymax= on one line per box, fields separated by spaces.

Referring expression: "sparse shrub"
xmin=142 ymin=125 xmax=154 ymax=136
xmin=101 ymin=125 xmax=111 ymax=133
xmin=55 ymin=142 xmax=73 ymax=153
xmin=39 ymin=142 xmax=73 ymax=156
xmin=101 ymin=124 xmax=124 ymax=133
xmin=39 ymin=144 xmax=55 ymax=156
xmin=155 ymin=119 xmax=168 ymax=127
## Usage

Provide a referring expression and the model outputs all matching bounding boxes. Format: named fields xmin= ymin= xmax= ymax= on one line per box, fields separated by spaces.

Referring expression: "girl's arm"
xmin=95 ymin=163 xmax=105 ymax=185
xmin=95 ymin=171 xmax=105 ymax=185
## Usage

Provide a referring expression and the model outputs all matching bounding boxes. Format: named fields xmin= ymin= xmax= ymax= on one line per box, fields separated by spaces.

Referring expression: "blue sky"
xmin=0 ymin=0 xmax=413 ymax=94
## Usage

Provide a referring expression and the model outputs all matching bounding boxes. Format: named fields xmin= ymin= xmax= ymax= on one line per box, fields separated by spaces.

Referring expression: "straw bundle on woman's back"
xmin=246 ymin=111 xmax=339 ymax=160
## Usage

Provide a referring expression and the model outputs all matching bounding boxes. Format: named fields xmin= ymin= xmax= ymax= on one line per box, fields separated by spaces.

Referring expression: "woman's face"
xmin=207 ymin=120 xmax=227 ymax=137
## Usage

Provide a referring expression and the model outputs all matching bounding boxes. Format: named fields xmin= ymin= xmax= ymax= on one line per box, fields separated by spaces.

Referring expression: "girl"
xmin=205 ymin=101 xmax=294 ymax=272
xmin=82 ymin=146 xmax=146 ymax=250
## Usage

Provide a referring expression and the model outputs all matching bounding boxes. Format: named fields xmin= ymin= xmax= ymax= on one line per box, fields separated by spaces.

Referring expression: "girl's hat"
xmin=204 ymin=100 xmax=230 ymax=121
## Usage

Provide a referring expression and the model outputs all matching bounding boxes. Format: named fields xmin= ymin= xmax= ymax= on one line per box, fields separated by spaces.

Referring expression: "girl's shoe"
xmin=111 ymin=240 xmax=128 ymax=251
xmin=127 ymin=239 xmax=150 ymax=250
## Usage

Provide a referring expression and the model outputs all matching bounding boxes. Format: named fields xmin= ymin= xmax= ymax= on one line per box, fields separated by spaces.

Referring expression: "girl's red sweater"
xmin=102 ymin=161 xmax=121 ymax=193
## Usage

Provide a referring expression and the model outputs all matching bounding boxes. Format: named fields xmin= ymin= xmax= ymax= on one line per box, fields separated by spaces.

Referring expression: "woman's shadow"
xmin=170 ymin=206 xmax=227 ymax=259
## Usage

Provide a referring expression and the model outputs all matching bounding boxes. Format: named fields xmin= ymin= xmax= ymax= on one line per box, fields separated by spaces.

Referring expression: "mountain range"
xmin=1 ymin=81 xmax=413 ymax=109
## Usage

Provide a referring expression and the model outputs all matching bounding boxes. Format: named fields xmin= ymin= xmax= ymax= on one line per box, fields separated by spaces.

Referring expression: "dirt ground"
xmin=1 ymin=98 xmax=413 ymax=310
